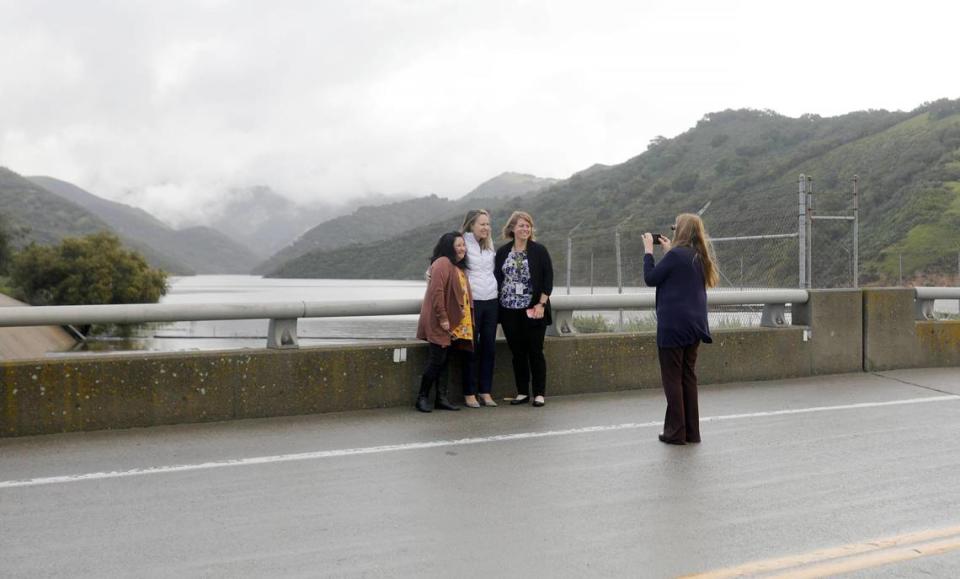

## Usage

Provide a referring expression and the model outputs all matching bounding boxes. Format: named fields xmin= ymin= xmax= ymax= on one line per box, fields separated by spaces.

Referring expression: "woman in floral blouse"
xmin=494 ymin=211 xmax=553 ymax=407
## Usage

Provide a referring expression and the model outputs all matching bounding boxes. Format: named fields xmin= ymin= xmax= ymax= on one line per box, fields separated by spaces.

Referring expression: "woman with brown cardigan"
xmin=415 ymin=231 xmax=474 ymax=413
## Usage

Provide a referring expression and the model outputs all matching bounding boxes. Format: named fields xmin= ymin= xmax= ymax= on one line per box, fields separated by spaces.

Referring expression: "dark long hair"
xmin=429 ymin=231 xmax=467 ymax=270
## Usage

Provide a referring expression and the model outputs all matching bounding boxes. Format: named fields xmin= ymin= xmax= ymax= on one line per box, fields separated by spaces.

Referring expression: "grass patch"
xmin=573 ymin=315 xmax=613 ymax=333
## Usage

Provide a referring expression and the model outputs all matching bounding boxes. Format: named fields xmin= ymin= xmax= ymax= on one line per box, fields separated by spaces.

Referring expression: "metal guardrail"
xmin=0 ymin=290 xmax=810 ymax=349
xmin=547 ymin=289 xmax=809 ymax=335
xmin=915 ymin=287 xmax=960 ymax=320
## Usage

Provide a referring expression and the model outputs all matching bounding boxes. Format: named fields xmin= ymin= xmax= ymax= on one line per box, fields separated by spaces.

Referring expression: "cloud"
xmin=1 ymin=0 xmax=958 ymax=226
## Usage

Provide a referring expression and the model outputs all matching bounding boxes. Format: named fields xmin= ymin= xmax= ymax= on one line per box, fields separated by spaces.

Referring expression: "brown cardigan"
xmin=416 ymin=257 xmax=473 ymax=348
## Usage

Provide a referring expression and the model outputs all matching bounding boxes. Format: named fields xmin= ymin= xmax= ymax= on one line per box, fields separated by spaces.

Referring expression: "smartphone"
xmin=652 ymin=233 xmax=665 ymax=245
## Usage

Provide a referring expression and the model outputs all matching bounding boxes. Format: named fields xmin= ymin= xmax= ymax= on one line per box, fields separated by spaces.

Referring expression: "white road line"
xmin=1 ymin=394 xmax=957 ymax=490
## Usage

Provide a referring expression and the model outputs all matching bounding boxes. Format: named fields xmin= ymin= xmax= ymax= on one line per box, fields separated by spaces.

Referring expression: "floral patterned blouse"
xmin=499 ymin=249 xmax=533 ymax=309
xmin=451 ymin=268 xmax=474 ymax=341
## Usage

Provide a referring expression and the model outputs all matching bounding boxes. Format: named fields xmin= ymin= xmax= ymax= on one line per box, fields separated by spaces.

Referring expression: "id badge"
xmin=514 ymin=282 xmax=525 ymax=295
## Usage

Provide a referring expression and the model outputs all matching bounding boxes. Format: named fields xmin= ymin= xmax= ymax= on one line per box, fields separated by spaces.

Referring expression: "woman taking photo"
xmin=415 ymin=231 xmax=473 ymax=413
xmin=642 ymin=213 xmax=718 ymax=444
xmin=495 ymin=211 xmax=553 ymax=407
xmin=461 ymin=209 xmax=498 ymax=408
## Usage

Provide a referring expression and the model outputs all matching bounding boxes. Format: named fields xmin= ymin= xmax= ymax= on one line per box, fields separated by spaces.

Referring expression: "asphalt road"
xmin=2 ymin=367 xmax=959 ymax=578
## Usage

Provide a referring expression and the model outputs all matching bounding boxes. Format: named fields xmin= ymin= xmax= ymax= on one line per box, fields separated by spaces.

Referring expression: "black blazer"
xmin=494 ymin=239 xmax=554 ymax=326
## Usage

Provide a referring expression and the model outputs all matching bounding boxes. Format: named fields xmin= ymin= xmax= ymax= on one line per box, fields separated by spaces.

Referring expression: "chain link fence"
xmin=557 ymin=180 xmax=959 ymax=332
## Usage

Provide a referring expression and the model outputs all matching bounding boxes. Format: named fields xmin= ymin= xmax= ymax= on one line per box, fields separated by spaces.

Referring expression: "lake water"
xmin=77 ymin=275 xmax=661 ymax=354
xmin=80 ymin=276 xmax=428 ymax=353
xmin=75 ymin=275 xmax=959 ymax=354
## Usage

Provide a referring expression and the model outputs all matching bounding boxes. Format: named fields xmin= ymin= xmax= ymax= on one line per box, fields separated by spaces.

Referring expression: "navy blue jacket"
xmin=643 ymin=246 xmax=712 ymax=348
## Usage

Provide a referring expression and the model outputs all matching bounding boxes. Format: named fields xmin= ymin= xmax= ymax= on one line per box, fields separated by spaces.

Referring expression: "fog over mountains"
xmin=3 ymin=98 xmax=959 ymax=286
xmin=0 ymin=167 xmax=557 ymax=276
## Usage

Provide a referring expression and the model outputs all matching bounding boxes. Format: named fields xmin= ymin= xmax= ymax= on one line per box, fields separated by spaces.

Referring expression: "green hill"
xmin=27 ymin=176 xmax=264 ymax=274
xmin=0 ymin=167 xmax=190 ymax=274
xmin=1 ymin=167 xmax=114 ymax=246
xmin=266 ymin=98 xmax=960 ymax=287
xmin=255 ymin=172 xmax=555 ymax=275
xmin=462 ymin=172 xmax=558 ymax=200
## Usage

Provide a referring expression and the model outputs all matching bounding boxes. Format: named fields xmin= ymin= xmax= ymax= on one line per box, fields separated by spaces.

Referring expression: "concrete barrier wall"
xmin=1 ymin=288 xmax=952 ymax=438
xmin=863 ymin=288 xmax=960 ymax=371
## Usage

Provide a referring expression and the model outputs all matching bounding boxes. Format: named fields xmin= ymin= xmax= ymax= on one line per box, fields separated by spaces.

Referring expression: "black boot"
xmin=415 ymin=375 xmax=433 ymax=413
xmin=434 ymin=372 xmax=460 ymax=411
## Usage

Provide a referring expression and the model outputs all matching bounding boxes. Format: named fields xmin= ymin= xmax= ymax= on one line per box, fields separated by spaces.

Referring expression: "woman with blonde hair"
xmin=642 ymin=213 xmax=718 ymax=444
xmin=495 ymin=211 xmax=553 ymax=407
xmin=460 ymin=209 xmax=499 ymax=408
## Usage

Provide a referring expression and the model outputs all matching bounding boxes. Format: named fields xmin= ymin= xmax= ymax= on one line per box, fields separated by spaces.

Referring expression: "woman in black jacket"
xmin=495 ymin=211 xmax=553 ymax=407
xmin=642 ymin=213 xmax=719 ymax=444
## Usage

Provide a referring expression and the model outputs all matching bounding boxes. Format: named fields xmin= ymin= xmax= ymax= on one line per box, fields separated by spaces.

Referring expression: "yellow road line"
xmin=769 ymin=535 xmax=960 ymax=578
xmin=682 ymin=524 xmax=960 ymax=578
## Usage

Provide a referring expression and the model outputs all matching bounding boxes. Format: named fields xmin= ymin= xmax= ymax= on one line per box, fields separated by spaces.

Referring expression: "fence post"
xmin=590 ymin=252 xmax=594 ymax=295
xmin=852 ymin=175 xmax=859 ymax=289
xmin=615 ymin=229 xmax=623 ymax=330
xmin=799 ymin=174 xmax=806 ymax=288
xmin=806 ymin=175 xmax=814 ymax=289
xmin=566 ymin=221 xmax=583 ymax=295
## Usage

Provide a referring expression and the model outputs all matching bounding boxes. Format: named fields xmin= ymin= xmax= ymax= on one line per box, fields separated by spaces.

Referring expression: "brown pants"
xmin=657 ymin=342 xmax=701 ymax=443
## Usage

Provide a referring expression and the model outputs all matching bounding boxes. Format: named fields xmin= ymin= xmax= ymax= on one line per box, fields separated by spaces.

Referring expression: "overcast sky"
xmin=1 ymin=0 xmax=958 ymax=226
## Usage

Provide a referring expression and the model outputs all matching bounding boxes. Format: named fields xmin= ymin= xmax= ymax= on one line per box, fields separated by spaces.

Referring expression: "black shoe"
xmin=658 ymin=434 xmax=686 ymax=445
xmin=415 ymin=395 xmax=432 ymax=413
xmin=434 ymin=397 xmax=460 ymax=411
xmin=510 ymin=395 xmax=530 ymax=405
xmin=532 ymin=396 xmax=545 ymax=407
xmin=432 ymin=372 xmax=459 ymax=410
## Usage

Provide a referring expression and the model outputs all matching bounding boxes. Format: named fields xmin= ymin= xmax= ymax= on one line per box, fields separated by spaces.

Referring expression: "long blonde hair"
xmin=461 ymin=209 xmax=493 ymax=251
xmin=672 ymin=213 xmax=719 ymax=288
xmin=501 ymin=211 xmax=536 ymax=241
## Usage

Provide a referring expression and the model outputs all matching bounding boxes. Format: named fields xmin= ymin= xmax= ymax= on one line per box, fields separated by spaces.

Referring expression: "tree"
xmin=11 ymin=231 xmax=168 ymax=306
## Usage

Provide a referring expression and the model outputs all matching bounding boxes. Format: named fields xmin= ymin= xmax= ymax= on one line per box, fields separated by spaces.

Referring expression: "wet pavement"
xmin=2 ymin=367 xmax=959 ymax=577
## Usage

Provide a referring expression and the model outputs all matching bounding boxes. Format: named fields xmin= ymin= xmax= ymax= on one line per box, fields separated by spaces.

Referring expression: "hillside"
xmin=0 ymin=167 xmax=189 ymax=274
xmin=267 ymin=98 xmax=960 ymax=287
xmin=28 ymin=176 xmax=263 ymax=274
xmin=257 ymin=172 xmax=556 ymax=275
xmin=461 ymin=172 xmax=558 ymax=200
xmin=0 ymin=167 xmax=114 ymax=247
xmin=253 ymin=195 xmax=465 ymax=275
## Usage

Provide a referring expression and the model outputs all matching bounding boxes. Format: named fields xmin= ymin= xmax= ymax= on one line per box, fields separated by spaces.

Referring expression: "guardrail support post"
xmin=760 ymin=304 xmax=787 ymax=327
xmin=547 ymin=309 xmax=578 ymax=337
xmin=915 ymin=298 xmax=936 ymax=321
xmin=267 ymin=318 xmax=300 ymax=349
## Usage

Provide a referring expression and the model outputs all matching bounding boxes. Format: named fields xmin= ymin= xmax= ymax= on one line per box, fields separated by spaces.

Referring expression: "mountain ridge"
xmin=266 ymin=98 xmax=960 ymax=286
